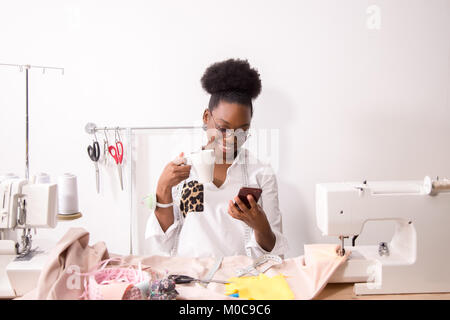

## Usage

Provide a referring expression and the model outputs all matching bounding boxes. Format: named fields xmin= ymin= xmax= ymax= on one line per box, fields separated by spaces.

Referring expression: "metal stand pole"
xmin=25 ymin=65 xmax=30 ymax=180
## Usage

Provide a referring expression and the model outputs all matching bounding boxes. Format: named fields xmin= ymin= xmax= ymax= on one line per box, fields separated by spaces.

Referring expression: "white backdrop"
xmin=0 ymin=0 xmax=449 ymax=257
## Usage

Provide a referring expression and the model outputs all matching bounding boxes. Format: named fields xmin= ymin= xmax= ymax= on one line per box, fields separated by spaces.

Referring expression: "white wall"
xmin=1 ymin=0 xmax=449 ymax=257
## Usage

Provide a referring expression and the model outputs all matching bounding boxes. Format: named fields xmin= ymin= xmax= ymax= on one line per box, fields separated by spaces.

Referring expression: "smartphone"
xmin=234 ymin=187 xmax=263 ymax=210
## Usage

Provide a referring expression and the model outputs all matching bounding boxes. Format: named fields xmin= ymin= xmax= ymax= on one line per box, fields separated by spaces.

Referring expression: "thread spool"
xmin=423 ymin=176 xmax=450 ymax=195
xmin=0 ymin=173 xmax=19 ymax=183
xmin=33 ymin=172 xmax=50 ymax=184
xmin=57 ymin=173 xmax=80 ymax=215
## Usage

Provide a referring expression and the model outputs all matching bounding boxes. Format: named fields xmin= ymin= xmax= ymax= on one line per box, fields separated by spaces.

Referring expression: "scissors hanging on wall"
xmin=109 ymin=127 xmax=124 ymax=190
xmin=87 ymin=134 xmax=100 ymax=193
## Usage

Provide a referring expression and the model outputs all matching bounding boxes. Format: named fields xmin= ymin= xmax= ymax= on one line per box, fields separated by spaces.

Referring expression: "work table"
xmin=317 ymin=283 xmax=450 ymax=300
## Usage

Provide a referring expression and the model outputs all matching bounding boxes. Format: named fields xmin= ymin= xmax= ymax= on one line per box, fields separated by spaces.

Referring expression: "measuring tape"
xmin=236 ymin=254 xmax=283 ymax=277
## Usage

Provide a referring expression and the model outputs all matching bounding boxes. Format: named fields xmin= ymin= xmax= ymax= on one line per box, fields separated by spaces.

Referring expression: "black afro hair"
xmin=200 ymin=58 xmax=262 ymax=100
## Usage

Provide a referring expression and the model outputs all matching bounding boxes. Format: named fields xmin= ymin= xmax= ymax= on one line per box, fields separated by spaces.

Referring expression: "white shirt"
xmin=144 ymin=147 xmax=289 ymax=258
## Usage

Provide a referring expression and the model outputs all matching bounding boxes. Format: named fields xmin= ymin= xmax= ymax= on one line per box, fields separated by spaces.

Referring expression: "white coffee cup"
xmin=186 ymin=149 xmax=215 ymax=184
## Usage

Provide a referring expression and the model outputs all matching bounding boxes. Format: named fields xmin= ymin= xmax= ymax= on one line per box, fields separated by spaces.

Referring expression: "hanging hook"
xmin=42 ymin=67 xmax=46 ymax=74
xmin=102 ymin=127 xmax=110 ymax=166
xmin=115 ymin=127 xmax=121 ymax=143
xmin=103 ymin=127 xmax=109 ymax=145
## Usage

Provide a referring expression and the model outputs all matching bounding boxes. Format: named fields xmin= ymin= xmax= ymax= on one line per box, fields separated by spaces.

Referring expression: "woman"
xmin=145 ymin=58 xmax=288 ymax=258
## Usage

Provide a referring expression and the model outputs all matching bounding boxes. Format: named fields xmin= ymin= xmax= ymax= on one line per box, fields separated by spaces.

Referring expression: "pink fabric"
xmin=18 ymin=228 xmax=348 ymax=300
xmin=81 ymin=258 xmax=152 ymax=300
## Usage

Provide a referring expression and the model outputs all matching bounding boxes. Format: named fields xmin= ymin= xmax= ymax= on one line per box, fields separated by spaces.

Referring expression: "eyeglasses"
xmin=209 ymin=114 xmax=251 ymax=140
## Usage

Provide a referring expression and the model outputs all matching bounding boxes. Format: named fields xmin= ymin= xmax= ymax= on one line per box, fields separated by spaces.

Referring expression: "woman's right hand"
xmin=156 ymin=152 xmax=191 ymax=202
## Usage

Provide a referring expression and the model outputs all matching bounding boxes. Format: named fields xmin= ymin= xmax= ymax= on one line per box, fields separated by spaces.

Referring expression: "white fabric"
xmin=144 ymin=148 xmax=289 ymax=258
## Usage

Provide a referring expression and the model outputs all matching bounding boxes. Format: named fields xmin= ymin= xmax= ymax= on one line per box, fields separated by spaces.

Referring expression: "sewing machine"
xmin=316 ymin=176 xmax=450 ymax=295
xmin=0 ymin=178 xmax=58 ymax=298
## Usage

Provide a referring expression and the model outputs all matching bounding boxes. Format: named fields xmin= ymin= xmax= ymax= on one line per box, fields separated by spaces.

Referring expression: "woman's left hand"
xmin=228 ymin=194 xmax=276 ymax=252
xmin=227 ymin=194 xmax=270 ymax=233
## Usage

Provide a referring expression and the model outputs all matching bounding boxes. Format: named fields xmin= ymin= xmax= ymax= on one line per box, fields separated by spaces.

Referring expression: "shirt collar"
xmin=226 ymin=147 xmax=247 ymax=172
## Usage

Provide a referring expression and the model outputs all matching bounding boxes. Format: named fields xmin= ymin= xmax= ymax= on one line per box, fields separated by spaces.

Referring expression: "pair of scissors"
xmin=108 ymin=129 xmax=124 ymax=190
xmin=87 ymin=140 xmax=100 ymax=193
xmin=168 ymin=274 xmax=229 ymax=285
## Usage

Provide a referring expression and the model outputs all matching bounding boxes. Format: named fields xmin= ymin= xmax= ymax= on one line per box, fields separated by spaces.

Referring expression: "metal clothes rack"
xmin=0 ymin=62 xmax=65 ymax=180
xmin=85 ymin=123 xmax=202 ymax=133
xmin=85 ymin=122 xmax=203 ymax=254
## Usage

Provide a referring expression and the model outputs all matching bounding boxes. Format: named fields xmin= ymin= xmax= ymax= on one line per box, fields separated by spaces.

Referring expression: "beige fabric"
xmin=19 ymin=228 xmax=348 ymax=300
xmin=18 ymin=228 xmax=109 ymax=300
xmin=120 ymin=244 xmax=349 ymax=300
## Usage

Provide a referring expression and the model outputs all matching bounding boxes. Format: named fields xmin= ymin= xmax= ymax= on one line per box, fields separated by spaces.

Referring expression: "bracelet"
xmin=143 ymin=193 xmax=174 ymax=210
xmin=156 ymin=201 xmax=174 ymax=208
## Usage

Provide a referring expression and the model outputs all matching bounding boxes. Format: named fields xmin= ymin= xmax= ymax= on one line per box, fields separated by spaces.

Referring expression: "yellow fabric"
xmin=225 ymin=274 xmax=294 ymax=300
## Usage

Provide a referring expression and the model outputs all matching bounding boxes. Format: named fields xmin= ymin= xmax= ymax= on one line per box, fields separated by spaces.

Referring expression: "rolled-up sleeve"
xmin=144 ymin=184 xmax=184 ymax=256
xmin=245 ymin=164 xmax=289 ymax=258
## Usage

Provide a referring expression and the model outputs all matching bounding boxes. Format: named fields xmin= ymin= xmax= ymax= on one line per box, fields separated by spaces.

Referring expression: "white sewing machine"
xmin=316 ymin=176 xmax=450 ymax=295
xmin=0 ymin=178 xmax=58 ymax=298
